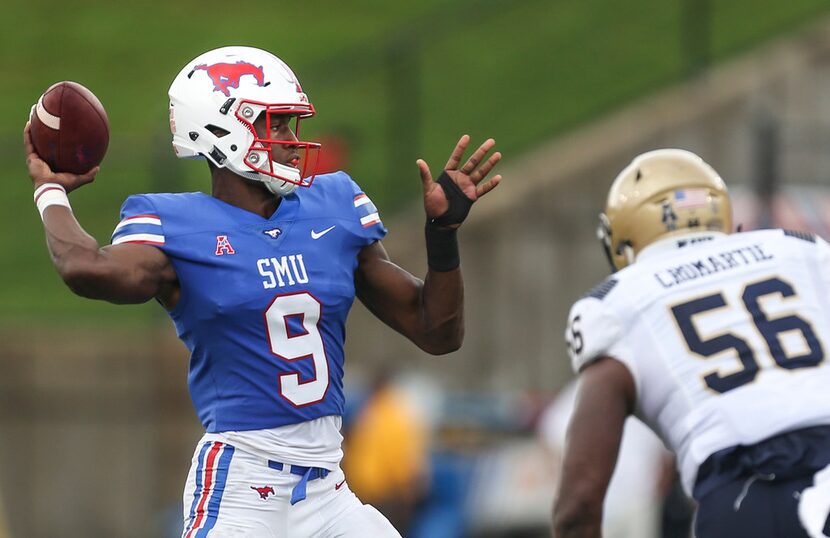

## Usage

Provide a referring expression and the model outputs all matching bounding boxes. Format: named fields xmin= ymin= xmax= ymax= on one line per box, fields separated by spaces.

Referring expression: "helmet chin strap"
xmin=230 ymin=157 xmax=301 ymax=197
xmin=623 ymin=244 xmax=635 ymax=266
xmin=260 ymin=164 xmax=300 ymax=197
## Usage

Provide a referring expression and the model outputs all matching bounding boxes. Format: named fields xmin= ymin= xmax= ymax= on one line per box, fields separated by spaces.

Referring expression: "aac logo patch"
xmin=215 ymin=235 xmax=236 ymax=255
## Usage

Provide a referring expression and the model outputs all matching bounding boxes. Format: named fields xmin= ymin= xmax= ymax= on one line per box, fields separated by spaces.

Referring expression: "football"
xmin=29 ymin=81 xmax=109 ymax=174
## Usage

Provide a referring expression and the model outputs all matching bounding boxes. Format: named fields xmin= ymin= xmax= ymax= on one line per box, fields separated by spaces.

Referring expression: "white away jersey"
xmin=565 ymin=229 xmax=830 ymax=495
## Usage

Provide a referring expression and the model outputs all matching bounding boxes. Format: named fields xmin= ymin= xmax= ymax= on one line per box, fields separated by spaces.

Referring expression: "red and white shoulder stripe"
xmin=110 ymin=213 xmax=165 ymax=246
xmin=353 ymin=194 xmax=381 ymax=228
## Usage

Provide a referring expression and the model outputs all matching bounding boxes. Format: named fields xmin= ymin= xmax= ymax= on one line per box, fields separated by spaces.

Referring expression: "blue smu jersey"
xmin=110 ymin=172 xmax=386 ymax=432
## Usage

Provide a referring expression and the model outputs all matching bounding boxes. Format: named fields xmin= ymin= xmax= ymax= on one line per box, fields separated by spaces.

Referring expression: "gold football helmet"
xmin=598 ymin=148 xmax=732 ymax=271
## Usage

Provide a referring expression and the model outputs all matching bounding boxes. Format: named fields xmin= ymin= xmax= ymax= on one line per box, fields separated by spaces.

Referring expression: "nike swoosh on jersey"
xmin=311 ymin=225 xmax=336 ymax=239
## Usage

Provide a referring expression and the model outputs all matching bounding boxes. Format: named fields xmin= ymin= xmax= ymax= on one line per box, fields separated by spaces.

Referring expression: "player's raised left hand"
xmin=23 ymin=121 xmax=98 ymax=192
xmin=417 ymin=135 xmax=502 ymax=228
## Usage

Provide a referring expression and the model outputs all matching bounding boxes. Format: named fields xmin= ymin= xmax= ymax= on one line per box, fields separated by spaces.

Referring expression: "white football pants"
xmin=181 ymin=439 xmax=402 ymax=538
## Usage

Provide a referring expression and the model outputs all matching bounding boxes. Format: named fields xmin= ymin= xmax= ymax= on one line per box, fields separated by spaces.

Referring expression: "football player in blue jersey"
xmin=23 ymin=46 xmax=502 ymax=537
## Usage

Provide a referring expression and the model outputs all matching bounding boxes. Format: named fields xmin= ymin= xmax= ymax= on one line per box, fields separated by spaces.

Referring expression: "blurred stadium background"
xmin=4 ymin=0 xmax=830 ymax=536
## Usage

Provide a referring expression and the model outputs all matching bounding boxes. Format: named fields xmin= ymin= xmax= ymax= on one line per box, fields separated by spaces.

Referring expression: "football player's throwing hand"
xmin=23 ymin=121 xmax=98 ymax=192
xmin=417 ymin=135 xmax=502 ymax=228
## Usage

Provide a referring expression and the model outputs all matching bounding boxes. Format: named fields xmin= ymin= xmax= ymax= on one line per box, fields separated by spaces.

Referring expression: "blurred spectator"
xmin=409 ymin=447 xmax=475 ymax=538
xmin=312 ymin=132 xmax=351 ymax=175
xmin=343 ymin=371 xmax=430 ymax=534
xmin=538 ymin=380 xmax=673 ymax=538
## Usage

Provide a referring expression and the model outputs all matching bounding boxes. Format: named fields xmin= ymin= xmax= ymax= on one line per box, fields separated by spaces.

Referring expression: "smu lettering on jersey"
xmin=110 ymin=172 xmax=386 ymax=432
xmin=565 ymin=230 xmax=830 ymax=496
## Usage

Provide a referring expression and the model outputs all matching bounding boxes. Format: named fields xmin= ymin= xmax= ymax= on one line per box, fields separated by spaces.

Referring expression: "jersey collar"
xmin=636 ymin=231 xmax=729 ymax=263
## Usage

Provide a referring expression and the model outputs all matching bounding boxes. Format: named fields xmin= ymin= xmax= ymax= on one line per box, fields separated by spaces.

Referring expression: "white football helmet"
xmin=598 ymin=148 xmax=733 ymax=271
xmin=168 ymin=46 xmax=320 ymax=196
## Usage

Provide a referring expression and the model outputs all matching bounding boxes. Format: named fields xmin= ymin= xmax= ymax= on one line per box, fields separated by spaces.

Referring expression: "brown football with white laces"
xmin=30 ymin=81 xmax=109 ymax=174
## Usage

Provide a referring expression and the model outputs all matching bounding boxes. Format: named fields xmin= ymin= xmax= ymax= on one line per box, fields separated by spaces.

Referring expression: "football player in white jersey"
xmin=553 ymin=149 xmax=830 ymax=538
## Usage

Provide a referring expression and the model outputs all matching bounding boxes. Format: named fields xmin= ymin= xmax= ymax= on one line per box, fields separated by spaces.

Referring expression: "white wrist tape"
xmin=34 ymin=183 xmax=71 ymax=219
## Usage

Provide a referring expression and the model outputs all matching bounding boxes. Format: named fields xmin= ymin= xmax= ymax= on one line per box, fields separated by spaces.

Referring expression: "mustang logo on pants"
xmin=251 ymin=485 xmax=275 ymax=500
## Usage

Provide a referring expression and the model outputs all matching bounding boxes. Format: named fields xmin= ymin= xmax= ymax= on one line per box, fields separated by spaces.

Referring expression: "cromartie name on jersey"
xmin=257 ymin=255 xmax=310 ymax=289
xmin=654 ymin=244 xmax=774 ymax=288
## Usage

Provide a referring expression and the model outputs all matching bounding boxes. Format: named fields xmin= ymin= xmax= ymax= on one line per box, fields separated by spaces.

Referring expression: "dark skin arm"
xmin=355 ymin=241 xmax=464 ymax=354
xmin=552 ymin=357 xmax=636 ymax=538
xmin=355 ymin=135 xmax=501 ymax=355
xmin=24 ymin=122 xmax=179 ymax=307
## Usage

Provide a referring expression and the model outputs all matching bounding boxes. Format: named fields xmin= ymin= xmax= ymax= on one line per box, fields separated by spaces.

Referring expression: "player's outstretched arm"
xmin=552 ymin=357 xmax=635 ymax=538
xmin=355 ymin=135 xmax=501 ymax=355
xmin=356 ymin=241 xmax=463 ymax=354
xmin=24 ymin=122 xmax=178 ymax=306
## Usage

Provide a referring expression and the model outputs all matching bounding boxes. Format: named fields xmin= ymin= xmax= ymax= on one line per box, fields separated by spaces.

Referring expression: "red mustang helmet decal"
xmin=194 ymin=61 xmax=265 ymax=96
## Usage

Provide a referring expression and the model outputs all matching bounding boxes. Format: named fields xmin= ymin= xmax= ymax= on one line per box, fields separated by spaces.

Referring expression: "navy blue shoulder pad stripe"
xmin=783 ymin=229 xmax=816 ymax=243
xmin=583 ymin=278 xmax=618 ymax=300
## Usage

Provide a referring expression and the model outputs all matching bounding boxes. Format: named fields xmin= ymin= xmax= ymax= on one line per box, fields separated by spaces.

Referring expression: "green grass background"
xmin=2 ymin=0 xmax=829 ymax=323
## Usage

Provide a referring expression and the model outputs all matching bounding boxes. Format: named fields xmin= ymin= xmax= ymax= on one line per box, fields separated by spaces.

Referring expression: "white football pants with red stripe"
xmin=181 ymin=440 xmax=402 ymax=538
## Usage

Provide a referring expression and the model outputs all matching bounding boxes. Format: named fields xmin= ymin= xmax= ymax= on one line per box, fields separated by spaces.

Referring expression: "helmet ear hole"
xmin=205 ymin=125 xmax=230 ymax=137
